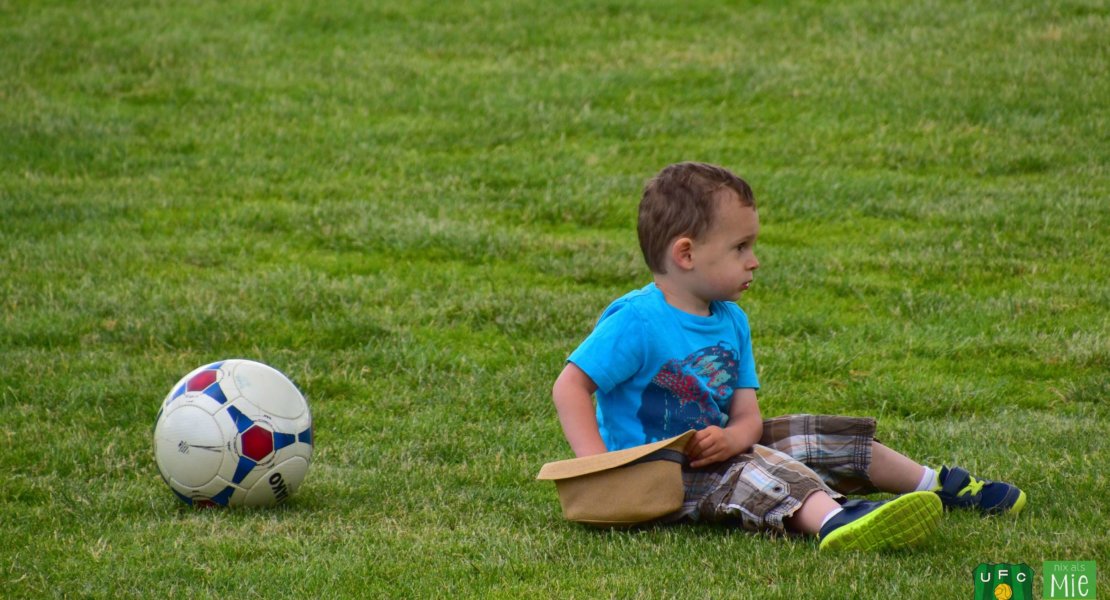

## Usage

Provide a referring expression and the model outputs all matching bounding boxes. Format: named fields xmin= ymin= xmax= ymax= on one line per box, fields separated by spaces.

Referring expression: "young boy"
xmin=552 ymin=162 xmax=1025 ymax=551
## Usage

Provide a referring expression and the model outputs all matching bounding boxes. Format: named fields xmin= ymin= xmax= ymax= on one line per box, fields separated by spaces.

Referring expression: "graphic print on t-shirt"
xmin=638 ymin=342 xmax=739 ymax=441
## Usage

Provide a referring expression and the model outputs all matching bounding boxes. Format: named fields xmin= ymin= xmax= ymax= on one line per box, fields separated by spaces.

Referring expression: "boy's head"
xmin=638 ymin=162 xmax=756 ymax=274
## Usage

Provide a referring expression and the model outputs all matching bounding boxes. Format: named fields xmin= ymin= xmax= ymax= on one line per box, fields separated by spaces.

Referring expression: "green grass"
xmin=2 ymin=0 xmax=1108 ymax=597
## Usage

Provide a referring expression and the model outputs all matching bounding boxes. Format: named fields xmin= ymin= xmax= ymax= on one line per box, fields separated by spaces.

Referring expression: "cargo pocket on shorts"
xmin=699 ymin=460 xmax=790 ymax=531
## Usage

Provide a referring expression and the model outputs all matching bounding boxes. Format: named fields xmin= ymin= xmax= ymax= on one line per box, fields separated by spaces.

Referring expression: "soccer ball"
xmin=153 ymin=359 xmax=313 ymax=507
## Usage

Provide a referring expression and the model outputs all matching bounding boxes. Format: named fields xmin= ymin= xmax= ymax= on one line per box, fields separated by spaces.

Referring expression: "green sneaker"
xmin=935 ymin=466 xmax=1027 ymax=516
xmin=818 ymin=491 xmax=942 ymax=552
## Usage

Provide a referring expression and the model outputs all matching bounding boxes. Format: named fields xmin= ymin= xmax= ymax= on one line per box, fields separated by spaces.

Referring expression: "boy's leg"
xmin=784 ymin=489 xmax=841 ymax=533
xmin=868 ymin=444 xmax=1027 ymax=516
xmin=672 ymin=444 xmax=837 ymax=532
xmin=673 ymin=444 xmax=941 ymax=551
xmin=762 ymin=415 xmax=946 ymax=495
xmin=760 ymin=414 xmax=882 ymax=495
xmin=868 ymin=441 xmax=930 ymax=493
xmin=762 ymin=414 xmax=1026 ymax=516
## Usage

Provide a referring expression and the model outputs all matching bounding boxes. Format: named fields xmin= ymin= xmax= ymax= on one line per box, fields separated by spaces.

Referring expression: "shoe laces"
xmin=958 ymin=476 xmax=985 ymax=497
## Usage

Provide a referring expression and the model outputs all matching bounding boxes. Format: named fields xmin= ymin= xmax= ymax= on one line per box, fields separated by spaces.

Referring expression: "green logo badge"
xmin=1044 ymin=561 xmax=1097 ymax=599
xmin=974 ymin=563 xmax=1033 ymax=600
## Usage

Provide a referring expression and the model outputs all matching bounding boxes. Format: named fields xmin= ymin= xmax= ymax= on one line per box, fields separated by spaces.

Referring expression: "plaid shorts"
xmin=665 ymin=414 xmax=879 ymax=532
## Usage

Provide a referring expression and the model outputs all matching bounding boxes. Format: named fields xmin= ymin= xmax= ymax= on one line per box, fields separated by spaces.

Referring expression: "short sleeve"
xmin=567 ymin=302 xmax=645 ymax=394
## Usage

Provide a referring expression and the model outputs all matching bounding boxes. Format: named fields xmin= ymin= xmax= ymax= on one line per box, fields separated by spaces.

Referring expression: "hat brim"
xmin=536 ymin=430 xmax=695 ymax=481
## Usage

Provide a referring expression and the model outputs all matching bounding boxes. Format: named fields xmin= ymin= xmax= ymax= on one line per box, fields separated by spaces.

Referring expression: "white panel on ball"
xmin=230 ymin=361 xmax=310 ymax=419
xmin=154 ymin=405 xmax=226 ymax=488
xmin=242 ymin=458 xmax=311 ymax=506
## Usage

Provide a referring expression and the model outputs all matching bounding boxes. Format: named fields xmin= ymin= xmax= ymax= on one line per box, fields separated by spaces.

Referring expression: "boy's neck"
xmin=653 ymin=277 xmax=712 ymax=317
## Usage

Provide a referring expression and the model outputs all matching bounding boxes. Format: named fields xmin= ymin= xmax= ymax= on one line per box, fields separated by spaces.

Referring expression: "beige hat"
xmin=536 ymin=430 xmax=695 ymax=527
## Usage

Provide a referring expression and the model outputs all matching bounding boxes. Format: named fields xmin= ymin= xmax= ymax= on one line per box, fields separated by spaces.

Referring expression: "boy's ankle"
xmin=786 ymin=491 xmax=843 ymax=535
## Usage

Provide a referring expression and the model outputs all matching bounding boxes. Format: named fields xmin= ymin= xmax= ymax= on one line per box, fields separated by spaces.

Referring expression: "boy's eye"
xmin=736 ymin=244 xmax=747 ymax=251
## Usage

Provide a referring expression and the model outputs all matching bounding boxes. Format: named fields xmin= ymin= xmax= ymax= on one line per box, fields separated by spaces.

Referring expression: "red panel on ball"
xmin=240 ymin=425 xmax=274 ymax=461
xmin=187 ymin=370 xmax=218 ymax=392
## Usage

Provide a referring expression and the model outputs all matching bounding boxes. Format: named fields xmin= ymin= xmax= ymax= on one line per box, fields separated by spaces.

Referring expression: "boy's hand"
xmin=686 ymin=426 xmax=747 ymax=469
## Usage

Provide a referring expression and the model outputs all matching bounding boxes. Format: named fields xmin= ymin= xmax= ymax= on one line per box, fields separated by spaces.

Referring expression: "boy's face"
xmin=688 ymin=192 xmax=760 ymax=302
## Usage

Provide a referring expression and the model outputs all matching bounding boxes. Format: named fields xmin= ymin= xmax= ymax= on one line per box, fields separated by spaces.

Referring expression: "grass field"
xmin=2 ymin=0 xmax=1108 ymax=597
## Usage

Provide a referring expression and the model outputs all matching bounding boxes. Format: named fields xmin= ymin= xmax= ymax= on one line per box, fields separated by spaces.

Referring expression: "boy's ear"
xmin=670 ymin=236 xmax=695 ymax=271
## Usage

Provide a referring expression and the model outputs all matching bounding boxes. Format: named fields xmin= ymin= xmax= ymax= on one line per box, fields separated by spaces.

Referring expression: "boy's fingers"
xmin=690 ymin=434 xmax=716 ymax=456
xmin=686 ymin=434 xmax=706 ymax=456
xmin=687 ymin=428 xmax=725 ymax=461
xmin=686 ymin=440 xmax=704 ymax=458
xmin=689 ymin=449 xmax=723 ymax=468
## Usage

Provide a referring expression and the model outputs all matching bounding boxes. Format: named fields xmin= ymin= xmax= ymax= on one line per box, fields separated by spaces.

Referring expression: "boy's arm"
xmin=551 ymin=362 xmax=608 ymax=457
xmin=686 ymin=387 xmax=762 ymax=468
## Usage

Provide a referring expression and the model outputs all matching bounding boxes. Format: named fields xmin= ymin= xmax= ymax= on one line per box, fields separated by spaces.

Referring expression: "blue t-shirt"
xmin=568 ymin=283 xmax=760 ymax=451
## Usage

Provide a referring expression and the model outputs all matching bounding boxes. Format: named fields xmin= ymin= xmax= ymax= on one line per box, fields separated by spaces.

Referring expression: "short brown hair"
xmin=637 ymin=162 xmax=755 ymax=274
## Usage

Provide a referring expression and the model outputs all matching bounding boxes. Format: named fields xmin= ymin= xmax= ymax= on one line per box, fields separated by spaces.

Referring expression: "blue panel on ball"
xmin=226 ymin=405 xmax=254 ymax=433
xmin=203 ymin=381 xmax=228 ymax=405
xmin=231 ymin=456 xmax=256 ymax=484
xmin=203 ymin=361 xmax=225 ymax=370
xmin=274 ymin=432 xmax=296 ymax=450
xmin=210 ymin=485 xmax=235 ymax=506
xmin=297 ymin=428 xmax=313 ymax=446
xmin=171 ymin=382 xmax=186 ymax=402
